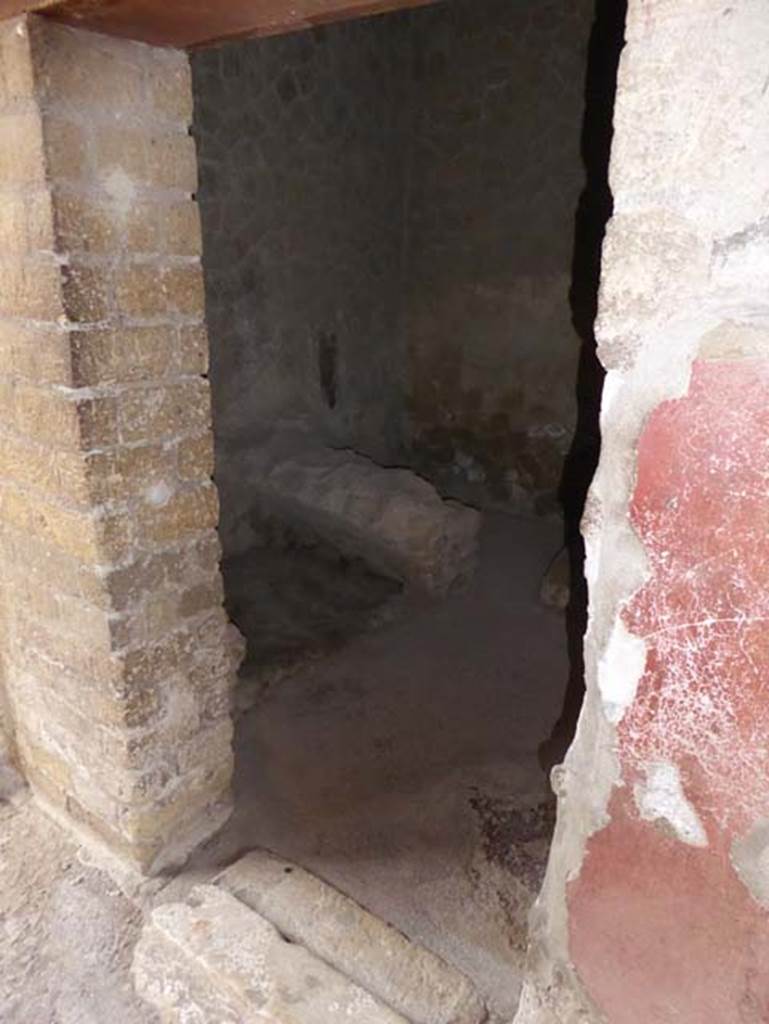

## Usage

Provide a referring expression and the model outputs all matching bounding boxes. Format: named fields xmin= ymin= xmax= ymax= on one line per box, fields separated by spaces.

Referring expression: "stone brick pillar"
xmin=516 ymin=1 xmax=769 ymax=1021
xmin=0 ymin=15 xmax=238 ymax=873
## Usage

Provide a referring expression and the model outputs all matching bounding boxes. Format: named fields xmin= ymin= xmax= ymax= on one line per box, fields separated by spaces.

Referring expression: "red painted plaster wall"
xmin=569 ymin=358 xmax=769 ymax=1022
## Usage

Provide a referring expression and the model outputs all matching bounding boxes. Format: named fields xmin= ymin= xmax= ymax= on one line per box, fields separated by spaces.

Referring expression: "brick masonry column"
xmin=0 ymin=15 xmax=240 ymax=873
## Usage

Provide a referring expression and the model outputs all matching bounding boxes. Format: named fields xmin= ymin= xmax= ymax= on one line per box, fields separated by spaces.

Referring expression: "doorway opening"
xmin=190 ymin=0 xmax=623 ymax=1015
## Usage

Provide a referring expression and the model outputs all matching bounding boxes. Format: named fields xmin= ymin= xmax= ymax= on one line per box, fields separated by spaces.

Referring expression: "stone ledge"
xmin=133 ymin=884 xmax=409 ymax=1024
xmin=217 ymin=850 xmax=488 ymax=1024
xmin=230 ymin=431 xmax=481 ymax=597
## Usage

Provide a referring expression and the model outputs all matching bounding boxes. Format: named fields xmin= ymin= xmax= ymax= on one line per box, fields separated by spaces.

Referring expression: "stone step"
xmin=216 ymin=850 xmax=488 ymax=1024
xmin=133 ymin=884 xmax=409 ymax=1024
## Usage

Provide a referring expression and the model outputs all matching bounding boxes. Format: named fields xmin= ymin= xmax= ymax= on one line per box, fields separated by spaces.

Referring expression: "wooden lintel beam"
xmin=16 ymin=0 xmax=441 ymax=49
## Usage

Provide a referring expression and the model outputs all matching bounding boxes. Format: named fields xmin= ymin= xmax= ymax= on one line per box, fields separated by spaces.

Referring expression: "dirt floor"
xmin=0 ymin=513 xmax=570 ymax=1023
xmin=0 ymin=796 xmax=155 ymax=1024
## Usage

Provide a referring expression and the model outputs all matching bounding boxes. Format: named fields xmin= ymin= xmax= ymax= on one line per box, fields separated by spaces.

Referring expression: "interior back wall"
xmin=403 ymin=0 xmax=593 ymax=511
xmin=191 ymin=18 xmax=412 ymax=551
xmin=191 ymin=0 xmax=593 ymax=552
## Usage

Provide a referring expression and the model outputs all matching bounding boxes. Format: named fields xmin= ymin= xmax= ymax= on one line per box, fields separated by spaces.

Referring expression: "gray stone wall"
xmin=403 ymin=0 xmax=594 ymax=511
xmin=192 ymin=0 xmax=594 ymax=547
xmin=191 ymin=19 xmax=412 ymax=553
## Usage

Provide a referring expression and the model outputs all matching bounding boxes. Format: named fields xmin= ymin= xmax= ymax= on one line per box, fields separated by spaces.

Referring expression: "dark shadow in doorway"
xmin=540 ymin=0 xmax=628 ymax=770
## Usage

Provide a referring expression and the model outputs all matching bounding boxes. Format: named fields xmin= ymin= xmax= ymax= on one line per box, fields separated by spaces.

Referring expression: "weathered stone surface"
xmin=236 ymin=432 xmax=480 ymax=595
xmin=0 ymin=17 xmax=35 ymax=106
xmin=0 ymin=190 xmax=54 ymax=253
xmin=0 ymin=687 xmax=22 ymax=803
xmin=517 ymin=2 xmax=769 ymax=1022
xmin=0 ymin=110 xmax=46 ymax=185
xmin=0 ymin=15 xmax=234 ymax=874
xmin=119 ymin=378 xmax=211 ymax=444
xmin=0 ymin=255 xmax=61 ymax=319
xmin=0 ymin=754 xmax=23 ymax=802
xmin=133 ymin=885 xmax=409 ymax=1024
xmin=114 ymin=261 xmax=204 ymax=319
xmin=217 ymin=850 xmax=487 ymax=1024
xmin=0 ymin=321 xmax=71 ymax=386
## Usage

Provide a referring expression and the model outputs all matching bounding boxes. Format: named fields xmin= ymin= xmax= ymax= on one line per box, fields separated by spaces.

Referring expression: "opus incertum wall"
xmin=0 ymin=15 xmax=239 ymax=873
xmin=517 ymin=1 xmax=769 ymax=1021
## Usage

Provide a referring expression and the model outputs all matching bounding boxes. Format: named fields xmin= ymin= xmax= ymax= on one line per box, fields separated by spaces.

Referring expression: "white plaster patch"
xmin=164 ymin=685 xmax=200 ymax=733
xmin=597 ymin=618 xmax=647 ymax=724
xmin=599 ymin=370 xmax=624 ymax=421
xmin=145 ymin=481 xmax=173 ymax=507
xmin=634 ymin=761 xmax=708 ymax=848
xmin=101 ymin=167 xmax=137 ymax=215
xmin=731 ymin=819 xmax=769 ymax=908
